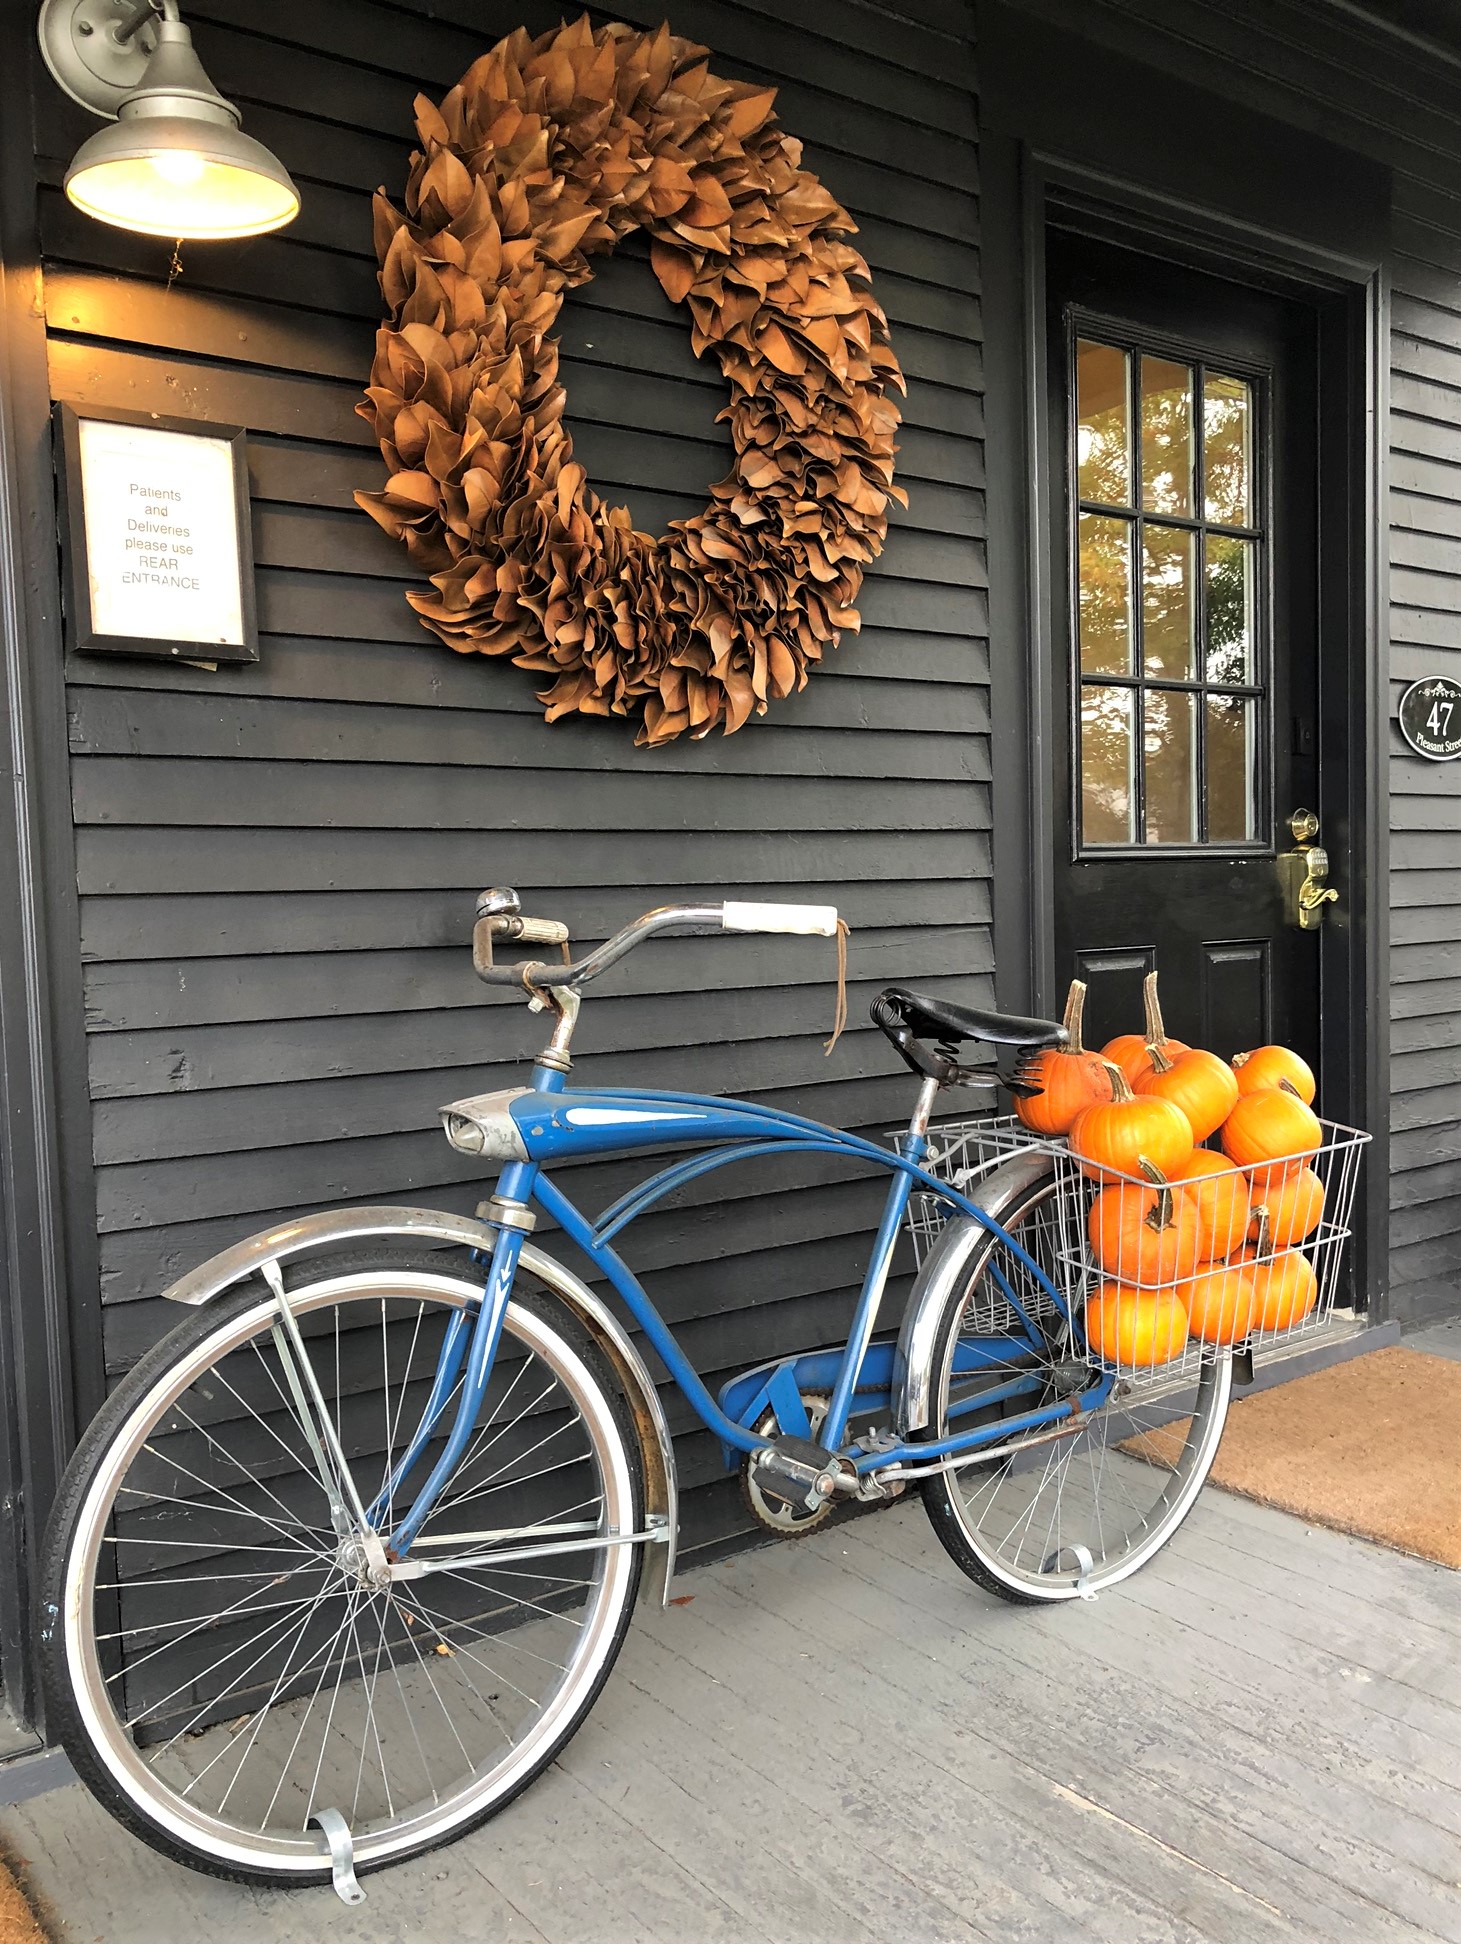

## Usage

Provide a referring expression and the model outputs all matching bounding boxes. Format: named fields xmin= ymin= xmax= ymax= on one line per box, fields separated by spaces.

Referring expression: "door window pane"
xmin=1207 ymin=694 xmax=1256 ymax=841
xmin=1077 ymin=341 xmax=1131 ymax=504
xmin=1144 ymin=689 xmax=1198 ymax=844
xmin=1205 ymin=533 xmax=1255 ymax=684
xmin=1204 ymin=372 xmax=1251 ymax=525
xmin=1081 ymin=686 xmax=1137 ymax=844
xmin=1070 ymin=334 xmax=1265 ymax=854
xmin=1140 ymin=357 xmax=1193 ymax=516
xmin=1078 ymin=514 xmax=1134 ymax=676
xmin=1142 ymin=526 xmax=1195 ymax=679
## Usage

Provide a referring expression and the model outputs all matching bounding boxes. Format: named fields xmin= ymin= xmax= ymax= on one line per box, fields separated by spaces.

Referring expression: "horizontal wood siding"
xmin=34 ymin=0 xmax=984 ymax=1550
xmin=1001 ymin=0 xmax=1461 ymax=1329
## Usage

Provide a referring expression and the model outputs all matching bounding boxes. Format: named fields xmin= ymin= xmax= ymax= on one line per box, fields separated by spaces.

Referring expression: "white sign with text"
xmin=77 ymin=417 xmax=246 ymax=647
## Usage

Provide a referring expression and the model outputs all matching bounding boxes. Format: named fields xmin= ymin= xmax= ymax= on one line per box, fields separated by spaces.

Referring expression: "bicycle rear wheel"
xmin=41 ymin=1251 xmax=644 ymax=1885
xmin=920 ymin=1164 xmax=1231 ymax=1602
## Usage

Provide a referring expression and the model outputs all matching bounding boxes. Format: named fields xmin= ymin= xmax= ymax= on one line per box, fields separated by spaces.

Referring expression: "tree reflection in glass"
xmin=1073 ymin=338 xmax=1262 ymax=851
xmin=1205 ymin=533 xmax=1253 ymax=684
xmin=1207 ymin=694 xmax=1254 ymax=840
xmin=1081 ymin=685 xmax=1136 ymax=843
xmin=1143 ymin=526 xmax=1194 ymax=679
xmin=1077 ymin=341 xmax=1130 ymax=504
xmin=1140 ymin=358 xmax=1192 ymax=516
xmin=1079 ymin=514 xmax=1133 ymax=676
xmin=1144 ymin=689 xmax=1197 ymax=843
xmin=1204 ymin=373 xmax=1250 ymax=525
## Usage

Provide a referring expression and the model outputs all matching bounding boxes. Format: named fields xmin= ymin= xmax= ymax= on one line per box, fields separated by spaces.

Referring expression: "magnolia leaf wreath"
xmin=355 ymin=15 xmax=906 ymax=745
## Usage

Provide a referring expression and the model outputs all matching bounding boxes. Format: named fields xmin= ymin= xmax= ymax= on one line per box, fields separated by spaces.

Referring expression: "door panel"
xmin=1048 ymin=228 xmax=1322 ymax=1068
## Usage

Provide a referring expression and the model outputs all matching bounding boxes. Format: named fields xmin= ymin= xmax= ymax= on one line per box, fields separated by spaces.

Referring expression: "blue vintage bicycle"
xmin=40 ymin=892 xmax=1232 ymax=1890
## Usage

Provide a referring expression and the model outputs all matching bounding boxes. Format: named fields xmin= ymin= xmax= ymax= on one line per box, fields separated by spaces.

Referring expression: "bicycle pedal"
xmin=747 ymin=1435 xmax=844 ymax=1515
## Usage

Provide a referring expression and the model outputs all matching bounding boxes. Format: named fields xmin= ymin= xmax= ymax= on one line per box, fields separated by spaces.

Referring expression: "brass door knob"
xmin=1279 ymin=812 xmax=1339 ymax=930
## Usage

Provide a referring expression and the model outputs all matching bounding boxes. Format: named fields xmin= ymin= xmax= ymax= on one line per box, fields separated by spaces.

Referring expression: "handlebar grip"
xmin=514 ymin=917 xmax=570 ymax=946
xmin=722 ymin=900 xmax=839 ymax=937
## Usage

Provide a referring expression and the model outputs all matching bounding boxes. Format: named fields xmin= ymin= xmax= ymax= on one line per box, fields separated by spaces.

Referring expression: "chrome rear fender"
xmin=161 ymin=1205 xmax=679 ymax=1603
xmin=893 ymin=1149 xmax=1057 ymax=1436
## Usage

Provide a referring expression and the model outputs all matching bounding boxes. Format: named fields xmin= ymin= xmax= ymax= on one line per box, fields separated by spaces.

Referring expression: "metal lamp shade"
xmin=45 ymin=7 xmax=299 ymax=241
xmin=65 ymin=113 xmax=299 ymax=239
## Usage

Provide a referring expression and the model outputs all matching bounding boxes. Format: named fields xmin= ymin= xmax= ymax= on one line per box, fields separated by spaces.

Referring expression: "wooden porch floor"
xmin=4 ymin=1486 xmax=1459 ymax=1944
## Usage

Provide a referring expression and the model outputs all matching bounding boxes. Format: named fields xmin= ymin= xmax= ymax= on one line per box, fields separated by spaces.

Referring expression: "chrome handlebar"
xmin=472 ymin=888 xmax=838 ymax=992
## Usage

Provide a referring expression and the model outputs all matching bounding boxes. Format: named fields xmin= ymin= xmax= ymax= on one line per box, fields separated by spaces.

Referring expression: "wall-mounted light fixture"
xmin=38 ymin=0 xmax=299 ymax=240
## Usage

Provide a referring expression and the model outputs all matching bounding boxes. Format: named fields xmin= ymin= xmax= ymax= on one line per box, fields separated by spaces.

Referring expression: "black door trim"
xmin=0 ymin=2 xmax=106 ymax=1732
xmin=982 ymin=96 xmax=1390 ymax=1317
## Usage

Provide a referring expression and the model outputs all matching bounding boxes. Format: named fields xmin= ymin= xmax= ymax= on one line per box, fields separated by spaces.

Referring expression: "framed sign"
xmin=1397 ymin=674 xmax=1461 ymax=763
xmin=56 ymin=403 xmax=258 ymax=664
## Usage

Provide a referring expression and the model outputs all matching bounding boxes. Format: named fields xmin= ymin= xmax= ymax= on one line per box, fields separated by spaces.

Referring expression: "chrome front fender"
xmin=893 ymin=1149 xmax=1057 ymax=1436
xmin=161 ymin=1204 xmax=680 ymax=1604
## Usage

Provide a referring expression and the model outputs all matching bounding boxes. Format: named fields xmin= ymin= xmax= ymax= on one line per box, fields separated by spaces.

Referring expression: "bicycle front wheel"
xmin=41 ymin=1251 xmax=644 ymax=1886
xmin=920 ymin=1164 xmax=1232 ymax=1602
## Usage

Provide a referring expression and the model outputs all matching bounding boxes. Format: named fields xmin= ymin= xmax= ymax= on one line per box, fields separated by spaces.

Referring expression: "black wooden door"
xmin=1047 ymin=228 xmax=1323 ymax=1066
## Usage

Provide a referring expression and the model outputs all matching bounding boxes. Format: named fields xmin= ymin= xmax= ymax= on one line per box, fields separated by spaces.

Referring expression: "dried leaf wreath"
xmin=355 ymin=15 xmax=905 ymax=744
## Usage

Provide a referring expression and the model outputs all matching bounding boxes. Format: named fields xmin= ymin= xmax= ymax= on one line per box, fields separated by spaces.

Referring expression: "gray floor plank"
xmin=865 ymin=1503 xmax=1461 ymax=1810
xmin=1406 ymin=1319 xmax=1461 ymax=1363
xmin=4 ymin=1495 xmax=1456 ymax=1944
xmin=749 ymin=1528 xmax=1446 ymax=1944
xmin=1166 ymin=1487 xmax=1461 ymax=1642
xmin=840 ymin=1517 xmax=1459 ymax=1940
xmin=656 ymin=1551 xmax=1314 ymax=1944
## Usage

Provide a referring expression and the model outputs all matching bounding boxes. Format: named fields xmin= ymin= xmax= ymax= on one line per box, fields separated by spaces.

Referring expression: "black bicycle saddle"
xmin=870 ymin=984 xmax=1066 ymax=1087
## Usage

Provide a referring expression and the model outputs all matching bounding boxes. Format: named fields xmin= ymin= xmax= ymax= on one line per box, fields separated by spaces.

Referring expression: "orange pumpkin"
xmin=1136 ymin=1044 xmax=1240 ymax=1143
xmin=1232 ymin=1044 xmax=1316 ymax=1106
xmin=1087 ymin=1161 xmax=1203 ymax=1286
xmin=1221 ymin=1084 xmax=1323 ymax=1176
xmin=1238 ymin=1207 xmax=1319 ymax=1332
xmin=1070 ymin=1062 xmax=1195 ymax=1184
xmin=1014 ymin=980 xmax=1115 ymax=1135
xmin=1179 ymin=1262 xmax=1257 ymax=1346
xmin=1101 ymin=969 xmax=1190 ymax=1086
xmin=1084 ymin=1283 xmax=1189 ymax=1367
xmin=1175 ymin=1149 xmax=1252 ymax=1261
xmin=1246 ymin=1165 xmax=1324 ymax=1247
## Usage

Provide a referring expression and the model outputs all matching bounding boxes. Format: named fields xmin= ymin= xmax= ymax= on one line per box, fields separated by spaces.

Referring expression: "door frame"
xmin=980 ymin=13 xmax=1391 ymax=1318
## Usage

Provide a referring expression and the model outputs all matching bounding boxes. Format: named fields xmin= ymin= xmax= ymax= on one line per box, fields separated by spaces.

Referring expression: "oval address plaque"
xmin=1397 ymin=674 xmax=1461 ymax=762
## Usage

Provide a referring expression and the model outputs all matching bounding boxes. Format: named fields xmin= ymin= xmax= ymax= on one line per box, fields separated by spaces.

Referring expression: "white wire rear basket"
xmin=905 ymin=1114 xmax=1370 ymax=1388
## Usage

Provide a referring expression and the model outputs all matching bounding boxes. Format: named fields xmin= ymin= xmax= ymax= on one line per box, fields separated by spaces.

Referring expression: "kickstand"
xmin=311 ymin=1807 xmax=366 ymax=1905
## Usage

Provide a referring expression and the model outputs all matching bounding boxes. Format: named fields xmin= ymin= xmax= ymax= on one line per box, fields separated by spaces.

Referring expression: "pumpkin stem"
xmin=1138 ymin=1156 xmax=1175 ymax=1232
xmin=1251 ymin=1205 xmax=1272 ymax=1259
xmin=1100 ymin=1058 xmax=1135 ymax=1104
xmin=1059 ymin=979 xmax=1088 ymax=1054
xmin=1277 ymin=1077 xmax=1301 ymax=1097
xmin=1232 ymin=1048 xmax=1253 ymax=1070
xmin=1147 ymin=1040 xmax=1175 ymax=1074
xmin=1141 ymin=969 xmax=1168 ymax=1051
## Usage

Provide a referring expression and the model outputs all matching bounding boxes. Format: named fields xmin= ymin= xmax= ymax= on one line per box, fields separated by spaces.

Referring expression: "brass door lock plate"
xmin=1278 ymin=808 xmax=1340 ymax=930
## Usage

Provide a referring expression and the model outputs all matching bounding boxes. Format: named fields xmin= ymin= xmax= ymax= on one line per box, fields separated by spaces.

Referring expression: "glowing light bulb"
xmin=150 ymin=148 xmax=207 ymax=188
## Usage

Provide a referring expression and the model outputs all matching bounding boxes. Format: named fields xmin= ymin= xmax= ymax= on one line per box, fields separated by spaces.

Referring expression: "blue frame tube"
xmin=382 ymin=1083 xmax=1085 ymax=1557
xmin=821 ymin=1151 xmax=917 ymax=1450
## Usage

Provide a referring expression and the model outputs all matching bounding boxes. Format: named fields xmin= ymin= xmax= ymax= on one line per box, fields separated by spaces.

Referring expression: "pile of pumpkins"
xmin=1015 ymin=973 xmax=1326 ymax=1368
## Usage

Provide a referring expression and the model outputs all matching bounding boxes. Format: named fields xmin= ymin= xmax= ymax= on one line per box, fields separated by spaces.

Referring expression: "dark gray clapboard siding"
xmin=38 ymin=0 xmax=984 ymax=1550
xmin=1000 ymin=0 xmax=1461 ymax=1324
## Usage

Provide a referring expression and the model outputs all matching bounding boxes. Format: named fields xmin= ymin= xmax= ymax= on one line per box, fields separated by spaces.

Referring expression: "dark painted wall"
xmin=35 ymin=0 xmax=986 ymax=1554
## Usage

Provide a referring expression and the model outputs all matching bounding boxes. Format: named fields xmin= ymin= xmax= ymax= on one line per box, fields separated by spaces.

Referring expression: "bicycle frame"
xmin=380 ymin=1051 xmax=1114 ymax=1557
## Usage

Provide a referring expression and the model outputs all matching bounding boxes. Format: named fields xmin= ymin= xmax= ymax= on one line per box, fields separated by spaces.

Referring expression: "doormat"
xmin=0 ymin=1859 xmax=43 ymax=1944
xmin=1134 ymin=1345 xmax=1461 ymax=1569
